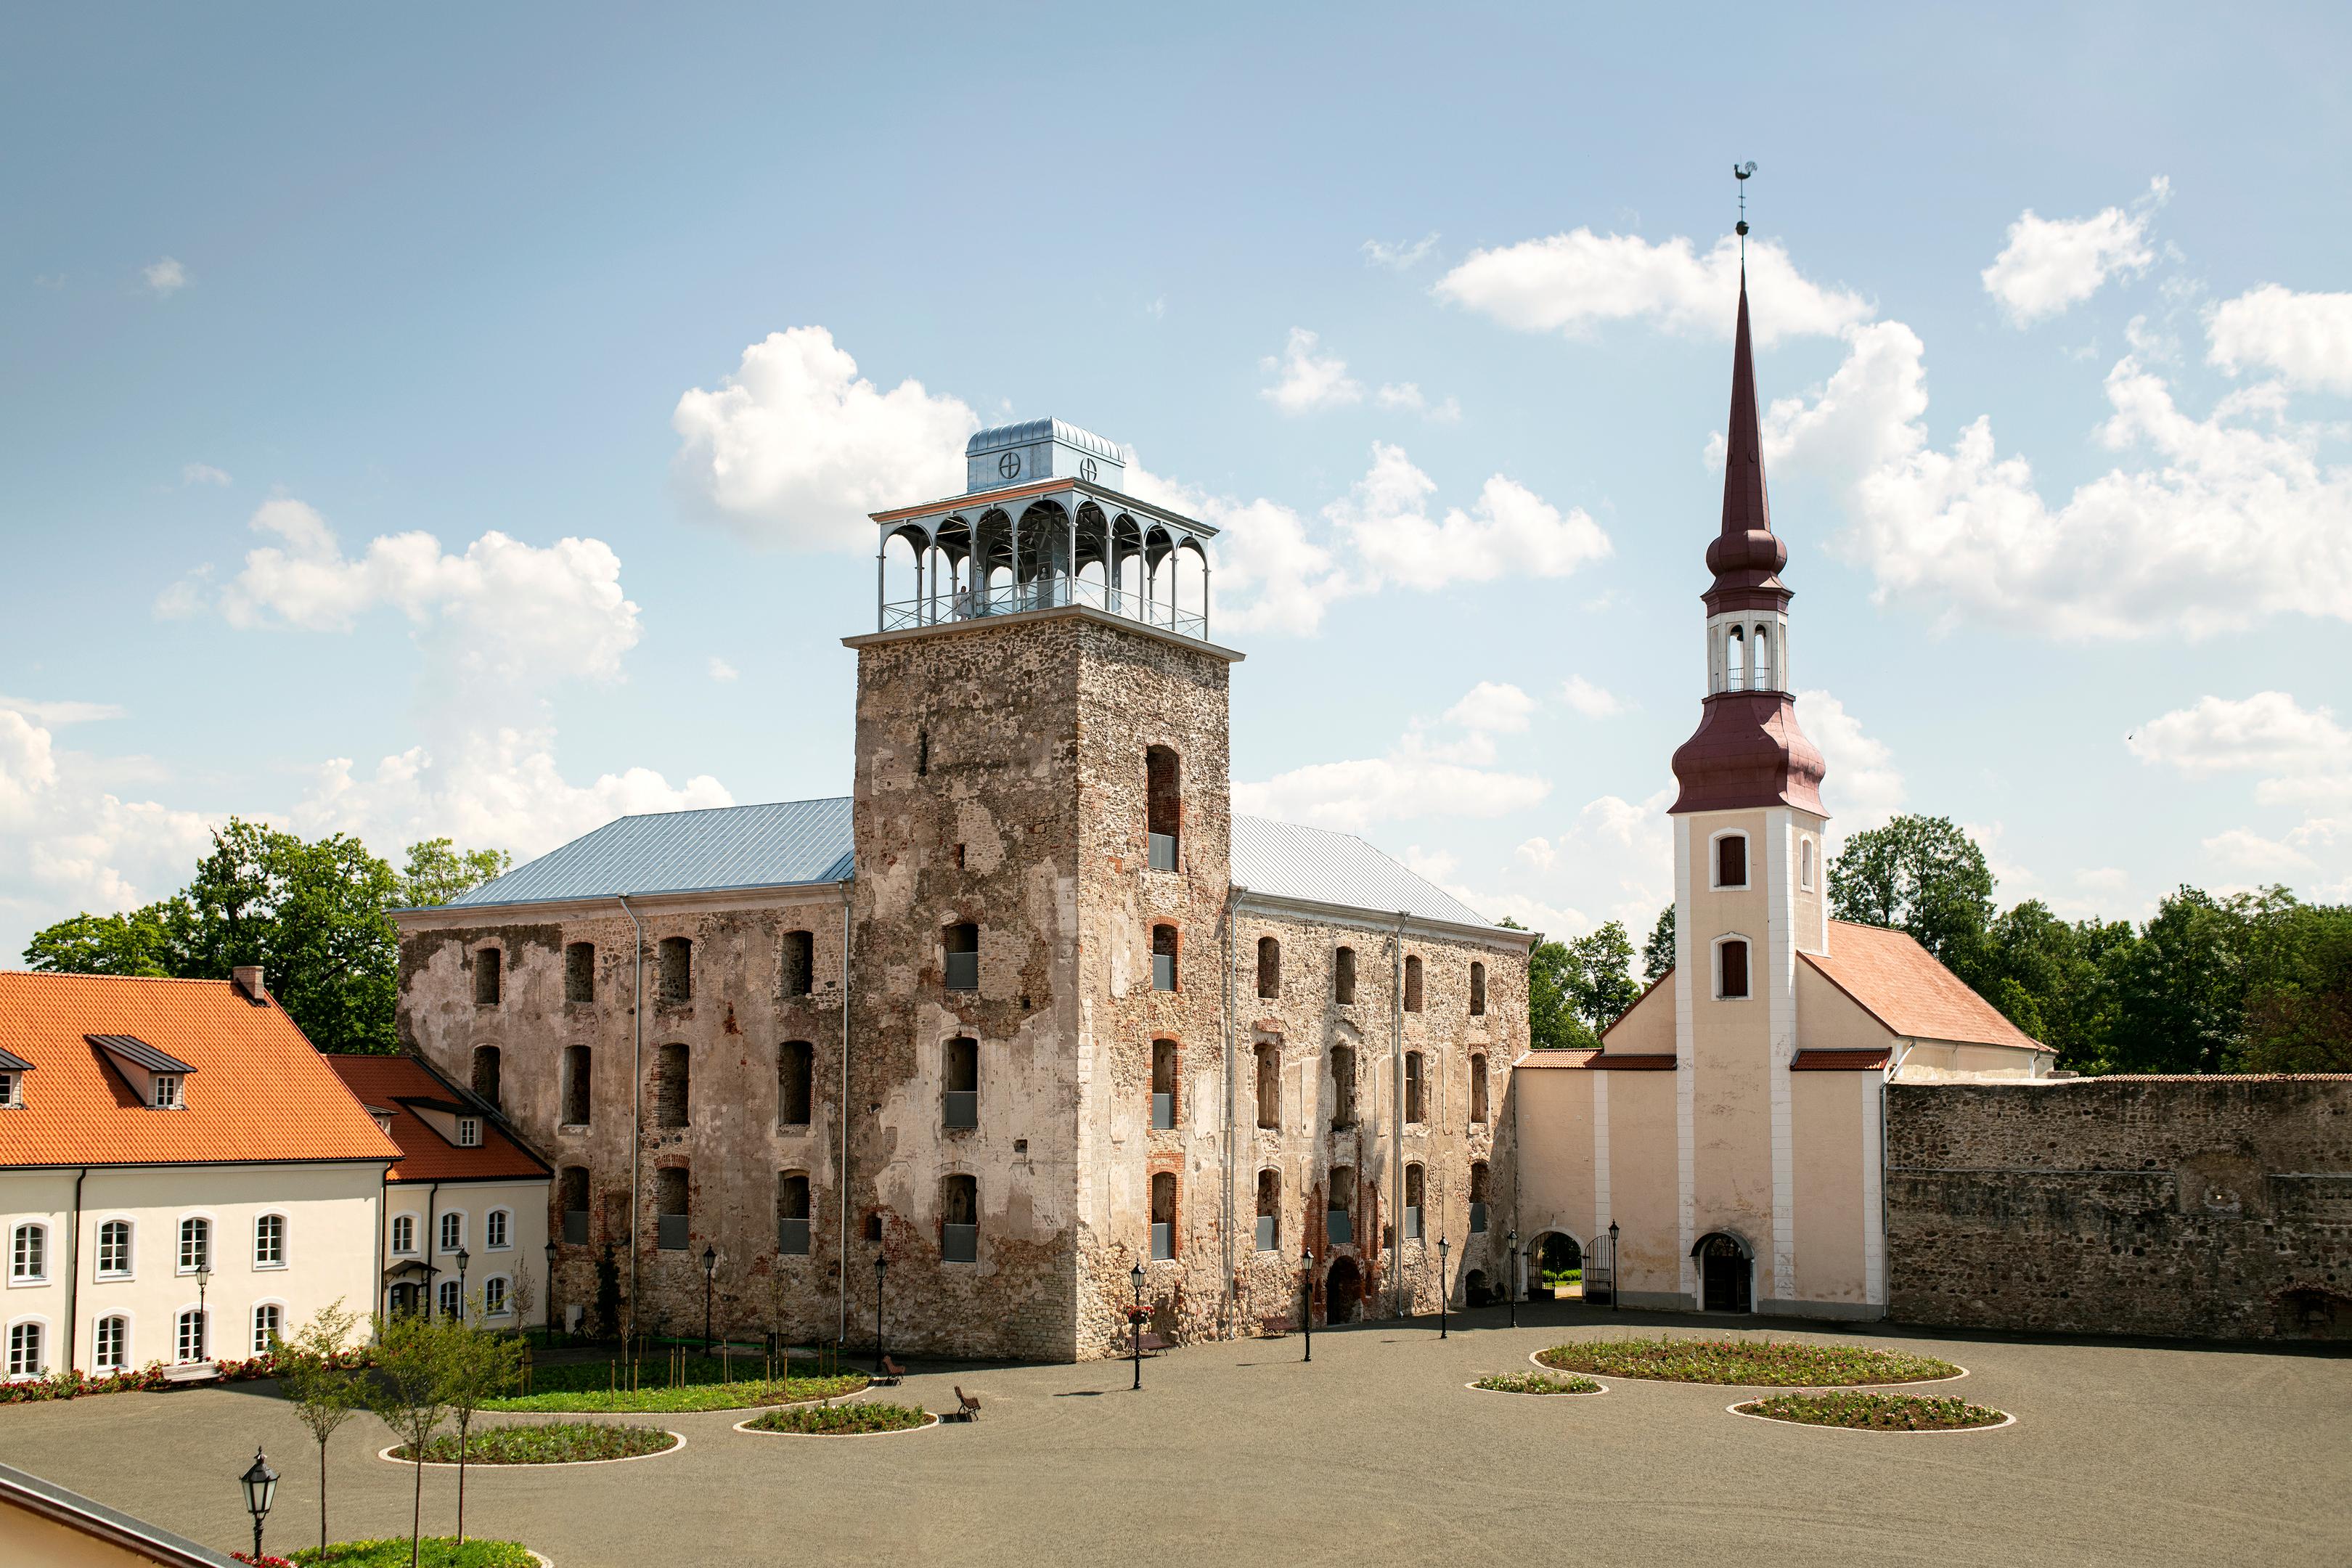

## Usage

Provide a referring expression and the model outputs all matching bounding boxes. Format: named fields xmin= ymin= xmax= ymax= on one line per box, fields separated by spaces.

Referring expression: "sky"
xmin=4 ymin=4 xmax=2349 ymax=959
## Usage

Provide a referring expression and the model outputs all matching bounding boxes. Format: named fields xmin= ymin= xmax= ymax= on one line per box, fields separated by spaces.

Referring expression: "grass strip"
xmin=1538 ymin=1336 xmax=1958 ymax=1387
xmin=744 ymin=1401 xmax=932 ymax=1435
xmin=392 ymin=1421 xmax=675 ymax=1464
xmin=486 ymin=1371 xmax=865 ymax=1413
xmin=287 ymin=1538 xmax=536 ymax=1567
xmin=1473 ymin=1371 xmax=1602 ymax=1395
xmin=1737 ymin=1391 xmax=2009 ymax=1431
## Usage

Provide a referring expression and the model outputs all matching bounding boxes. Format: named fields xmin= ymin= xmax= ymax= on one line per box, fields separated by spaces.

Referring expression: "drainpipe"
xmin=1392 ymin=912 xmax=1405 ymax=1318
xmin=618 ymin=896 xmax=646 ymax=1342
xmin=838 ymin=883 xmax=852 ymax=1346
xmin=64 ymin=1168 xmax=86 ymax=1373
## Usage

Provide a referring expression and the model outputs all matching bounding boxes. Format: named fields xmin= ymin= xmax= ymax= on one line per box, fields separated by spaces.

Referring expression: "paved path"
xmin=3 ymin=1307 xmax=2347 ymax=1567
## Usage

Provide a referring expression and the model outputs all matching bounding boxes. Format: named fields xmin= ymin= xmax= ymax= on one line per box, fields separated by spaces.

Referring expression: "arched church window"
xmin=1751 ymin=624 xmax=1773 ymax=690
xmin=1717 ymin=938 xmax=1751 ymax=1000
xmin=1714 ymin=833 xmax=1748 ymax=890
xmin=1726 ymin=625 xmax=1746 ymax=689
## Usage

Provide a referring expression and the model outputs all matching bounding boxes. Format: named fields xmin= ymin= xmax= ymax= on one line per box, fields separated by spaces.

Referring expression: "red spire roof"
xmin=1703 ymin=270 xmax=1789 ymax=611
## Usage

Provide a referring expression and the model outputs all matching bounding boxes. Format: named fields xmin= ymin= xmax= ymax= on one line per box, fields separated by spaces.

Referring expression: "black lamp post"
xmin=238 ymin=1445 xmax=277 ymax=1564
xmin=1506 ymin=1228 xmax=1519 ymax=1328
xmin=872 ymin=1254 xmax=887 ymax=1376
xmin=543 ymin=1239 xmax=558 ymax=1343
xmin=1608 ymin=1220 xmax=1620 ymax=1313
xmin=702 ymin=1244 xmax=718 ymax=1352
xmin=1437 ymin=1235 xmax=1450 ymax=1339
xmin=1129 ymin=1261 xmax=1145 ymax=1390
xmin=195 ymin=1263 xmax=212 ymax=1357
xmin=1299 ymin=1245 xmax=1313 ymax=1364
xmin=455 ymin=1246 xmax=470 ymax=1325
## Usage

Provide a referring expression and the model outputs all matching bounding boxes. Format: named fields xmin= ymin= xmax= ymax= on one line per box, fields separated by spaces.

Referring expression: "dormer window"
xmin=152 ymin=1074 xmax=182 ymax=1110
xmin=372 ymin=1112 xmax=393 ymax=1136
xmin=456 ymin=1117 xmax=481 ymax=1148
xmin=0 ymin=1072 xmax=17 ymax=1108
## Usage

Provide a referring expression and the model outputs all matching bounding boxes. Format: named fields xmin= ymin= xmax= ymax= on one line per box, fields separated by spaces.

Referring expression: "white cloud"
xmin=142 ymin=257 xmax=188 ymax=295
xmin=1400 ymin=845 xmax=1459 ymax=883
xmin=2202 ymin=825 xmax=2314 ymax=878
xmin=1376 ymin=383 xmax=1461 ymax=422
xmin=707 ymin=658 xmax=739 ymax=683
xmin=1980 ymin=177 xmax=2168 ymax=326
xmin=1556 ymin=787 xmax=1677 ymax=931
xmin=1326 ymin=442 xmax=1611 ymax=590
xmin=671 ymin=326 xmax=978 ymax=551
xmin=1559 ymin=675 xmax=1625 ymax=718
xmin=1444 ymin=681 xmax=1535 ymax=735
xmin=1234 ymin=684 xmax=1551 ymax=832
xmin=181 ymin=462 xmax=230 ymax=487
xmin=0 ymin=695 xmax=127 ymax=726
xmin=1363 ymin=233 xmax=1440 ymax=270
xmin=2076 ymin=866 xmax=2128 ymax=894
xmin=1434 ymin=230 xmax=1869 ymax=346
xmin=2128 ymin=692 xmax=2352 ymax=803
xmin=1259 ymin=328 xmax=1363 ymax=414
xmin=1799 ymin=688 xmax=1905 ymax=835
xmin=1769 ymin=319 xmax=2352 ymax=640
xmin=2207 ymin=284 xmax=2352 ymax=395
xmin=1516 ymin=836 xmax=1558 ymax=872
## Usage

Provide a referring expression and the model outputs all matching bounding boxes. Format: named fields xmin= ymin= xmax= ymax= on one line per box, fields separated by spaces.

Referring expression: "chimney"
xmin=232 ymin=965 xmax=268 ymax=1005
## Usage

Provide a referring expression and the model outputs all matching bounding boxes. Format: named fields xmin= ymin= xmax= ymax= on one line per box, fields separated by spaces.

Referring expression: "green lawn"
xmin=743 ymin=1401 xmax=934 ymax=1435
xmin=1738 ymin=1391 xmax=2009 ymax=1430
xmin=1538 ymin=1336 xmax=1960 ymax=1387
xmin=393 ymin=1421 xmax=676 ymax=1463
xmin=486 ymin=1352 xmax=867 ymax=1413
xmin=289 ymin=1539 xmax=535 ymax=1567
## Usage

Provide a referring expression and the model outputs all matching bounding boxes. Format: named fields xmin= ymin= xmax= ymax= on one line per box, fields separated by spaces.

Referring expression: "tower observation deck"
xmin=867 ymin=417 xmax=1219 ymax=641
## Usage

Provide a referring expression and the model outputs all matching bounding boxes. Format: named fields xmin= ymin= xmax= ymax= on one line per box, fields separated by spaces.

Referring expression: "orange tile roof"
xmin=323 ymin=1055 xmax=550 ymax=1184
xmin=0 ymin=971 xmax=401 ymax=1169
xmin=1791 ymin=1047 xmax=1892 ymax=1071
xmin=1803 ymin=922 xmax=2046 ymax=1053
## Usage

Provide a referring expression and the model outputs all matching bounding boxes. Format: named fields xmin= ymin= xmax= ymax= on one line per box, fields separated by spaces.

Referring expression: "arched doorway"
xmin=1463 ymin=1268 xmax=1490 ymax=1307
xmin=1694 ymin=1232 xmax=1753 ymax=1313
xmin=1534 ymin=1232 xmax=1584 ymax=1299
xmin=1326 ymin=1257 xmax=1363 ymax=1324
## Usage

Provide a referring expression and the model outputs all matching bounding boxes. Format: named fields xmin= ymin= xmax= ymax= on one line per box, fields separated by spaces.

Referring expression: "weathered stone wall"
xmin=1886 ymin=1076 xmax=2352 ymax=1340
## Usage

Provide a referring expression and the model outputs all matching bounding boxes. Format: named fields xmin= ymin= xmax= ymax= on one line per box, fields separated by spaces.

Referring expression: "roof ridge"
xmin=0 ymin=971 xmax=237 ymax=985
xmin=618 ymin=794 xmax=851 ymax=822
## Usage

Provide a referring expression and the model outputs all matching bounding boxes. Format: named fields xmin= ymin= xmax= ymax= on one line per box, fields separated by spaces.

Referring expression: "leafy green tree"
xmin=1566 ymin=920 xmax=1641 ymax=1033
xmin=399 ymin=838 xmax=513 ymax=908
xmin=1827 ymin=814 xmax=1996 ymax=968
xmin=20 ymin=899 xmax=192 ymax=976
xmin=1511 ymin=922 xmax=1593 ymax=1050
xmin=438 ymin=1305 xmax=527 ymax=1545
xmin=1642 ymin=905 xmax=1675 ymax=983
xmin=274 ymin=1299 xmax=365 ymax=1554
xmin=2241 ymin=903 xmax=2352 ymax=1073
xmin=2104 ymin=886 xmax=2292 ymax=1074
xmin=1957 ymin=899 xmax=2134 ymax=1071
xmin=366 ymin=1310 xmax=456 ymax=1568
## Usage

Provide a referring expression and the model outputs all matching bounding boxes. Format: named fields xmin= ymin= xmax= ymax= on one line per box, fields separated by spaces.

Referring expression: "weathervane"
xmin=1733 ymin=162 xmax=1757 ymax=261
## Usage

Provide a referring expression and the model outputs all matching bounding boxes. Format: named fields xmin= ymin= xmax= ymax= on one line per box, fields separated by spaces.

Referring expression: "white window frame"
xmin=438 ymin=1211 xmax=465 ymax=1254
xmin=391 ymin=1213 xmax=419 ymax=1256
xmin=456 ymin=1117 xmax=481 ymax=1148
xmin=1707 ymin=829 xmax=1751 ymax=891
xmin=91 ymin=1312 xmax=130 ymax=1372
xmin=1712 ymin=932 xmax=1755 ymax=1002
xmin=253 ymin=1212 xmax=288 ymax=1270
xmin=174 ymin=1307 xmax=208 ymax=1364
xmin=0 ymin=1071 xmax=18 ymax=1108
xmin=9 ymin=1222 xmax=47 ymax=1285
xmin=486 ymin=1209 xmax=511 ymax=1250
xmin=152 ymin=1073 xmax=182 ymax=1110
xmin=483 ymin=1275 xmax=511 ymax=1317
xmin=176 ymin=1215 xmax=213 ymax=1275
xmin=96 ymin=1218 xmax=135 ymax=1281
xmin=436 ymin=1279 xmax=462 ymax=1318
xmin=7 ymin=1318 xmax=48 ymax=1379
xmin=250 ymin=1300 xmax=285 ymax=1355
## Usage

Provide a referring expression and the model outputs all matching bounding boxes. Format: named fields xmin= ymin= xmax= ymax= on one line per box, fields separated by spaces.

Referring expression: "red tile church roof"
xmin=1803 ymin=922 xmax=2046 ymax=1053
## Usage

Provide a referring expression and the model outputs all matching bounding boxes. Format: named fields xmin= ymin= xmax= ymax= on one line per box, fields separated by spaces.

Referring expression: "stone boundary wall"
xmin=1885 ymin=1076 xmax=2352 ymax=1341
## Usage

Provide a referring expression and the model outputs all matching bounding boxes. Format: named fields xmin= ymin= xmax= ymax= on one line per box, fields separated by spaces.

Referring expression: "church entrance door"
xmin=1697 ymin=1233 xmax=1752 ymax=1313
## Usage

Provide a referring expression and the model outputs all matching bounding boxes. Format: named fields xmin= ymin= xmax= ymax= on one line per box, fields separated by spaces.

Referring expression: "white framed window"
xmin=436 ymin=1280 xmax=460 ymax=1318
xmin=177 ymin=1217 xmax=211 ymax=1274
xmin=152 ymin=1073 xmax=182 ymax=1109
xmin=456 ymin=1117 xmax=481 ymax=1148
xmin=251 ymin=1302 xmax=282 ymax=1355
xmin=97 ymin=1220 xmax=132 ymax=1279
xmin=486 ymin=1209 xmax=510 ymax=1249
xmin=8 ymin=1320 xmax=44 ymax=1378
xmin=93 ymin=1315 xmax=128 ymax=1372
xmin=175 ymin=1308 xmax=207 ymax=1363
xmin=1710 ymin=831 xmax=1750 ymax=891
xmin=391 ymin=1214 xmax=417 ymax=1255
xmin=483 ymin=1275 xmax=509 ymax=1316
xmin=254 ymin=1213 xmax=287 ymax=1270
xmin=438 ymin=1212 xmax=463 ymax=1253
xmin=0 ymin=1071 xmax=18 ymax=1107
xmin=10 ymin=1224 xmax=46 ymax=1284
xmin=1715 ymin=934 xmax=1753 ymax=1001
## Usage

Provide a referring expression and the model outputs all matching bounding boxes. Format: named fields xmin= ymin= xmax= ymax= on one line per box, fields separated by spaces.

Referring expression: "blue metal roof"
xmin=443 ymin=798 xmax=1500 ymax=931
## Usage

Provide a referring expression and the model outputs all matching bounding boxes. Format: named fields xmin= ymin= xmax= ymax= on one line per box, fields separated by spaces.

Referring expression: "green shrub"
xmin=1738 ymin=1391 xmax=2008 ymax=1430
xmin=486 ymin=1371 xmax=865 ymax=1414
xmin=745 ymin=1401 xmax=932 ymax=1435
xmin=1537 ymin=1336 xmax=1959 ymax=1386
xmin=288 ymin=1539 xmax=536 ymax=1567
xmin=391 ymin=1421 xmax=675 ymax=1464
xmin=1471 ymin=1371 xmax=1601 ymax=1395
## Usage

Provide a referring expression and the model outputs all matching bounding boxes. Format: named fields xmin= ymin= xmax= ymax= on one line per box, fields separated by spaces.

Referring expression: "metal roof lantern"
xmin=963 ymin=417 xmax=1127 ymax=493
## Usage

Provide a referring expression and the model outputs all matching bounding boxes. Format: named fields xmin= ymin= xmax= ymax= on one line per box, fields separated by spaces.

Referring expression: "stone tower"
xmin=842 ymin=418 xmax=1238 ymax=1360
xmin=1665 ymin=274 xmax=1832 ymax=1313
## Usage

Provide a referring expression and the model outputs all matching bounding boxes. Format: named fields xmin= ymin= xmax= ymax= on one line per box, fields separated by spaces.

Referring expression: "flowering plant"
xmin=230 ymin=1553 xmax=296 ymax=1567
xmin=1124 ymin=1306 xmax=1152 ymax=1325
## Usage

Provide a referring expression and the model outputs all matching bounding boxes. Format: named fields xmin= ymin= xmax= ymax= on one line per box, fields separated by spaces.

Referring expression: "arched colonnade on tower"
xmin=879 ymin=499 xmax=1210 ymax=639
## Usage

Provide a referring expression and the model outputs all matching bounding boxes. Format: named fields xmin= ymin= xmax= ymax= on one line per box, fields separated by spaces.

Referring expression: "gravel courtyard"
xmin=4 ymin=1307 xmax=2346 ymax=1568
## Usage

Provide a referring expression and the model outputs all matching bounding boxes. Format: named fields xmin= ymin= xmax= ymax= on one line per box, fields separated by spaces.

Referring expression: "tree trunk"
xmin=317 ymin=1442 xmax=328 ymax=1553
xmin=456 ymin=1419 xmax=467 ymax=1545
xmin=409 ymin=1445 xmax=423 ymax=1568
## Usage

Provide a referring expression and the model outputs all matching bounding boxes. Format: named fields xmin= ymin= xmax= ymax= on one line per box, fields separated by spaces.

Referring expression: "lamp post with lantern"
xmin=1299 ymin=1245 xmax=1313 ymax=1364
xmin=1129 ymin=1261 xmax=1145 ymax=1390
xmin=1437 ymin=1235 xmax=1450 ymax=1339
xmin=702 ymin=1244 xmax=718 ymax=1352
xmin=543 ymin=1239 xmax=558 ymax=1344
xmin=1506 ymin=1228 xmax=1519 ymax=1328
xmin=873 ymin=1253 xmax=888 ymax=1376
xmin=238 ymin=1446 xmax=278 ymax=1565
xmin=1608 ymin=1220 xmax=1620 ymax=1312
xmin=454 ymin=1247 xmax=470 ymax=1325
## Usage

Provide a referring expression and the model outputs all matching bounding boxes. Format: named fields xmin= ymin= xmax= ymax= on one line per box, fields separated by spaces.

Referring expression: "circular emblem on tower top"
xmin=998 ymin=452 xmax=1021 ymax=481
xmin=1079 ymin=457 xmax=1098 ymax=482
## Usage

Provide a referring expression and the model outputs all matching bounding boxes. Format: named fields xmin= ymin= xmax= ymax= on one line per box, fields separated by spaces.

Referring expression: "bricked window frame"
xmin=1151 ymin=924 xmax=1179 ymax=992
xmin=1257 ymin=936 xmax=1281 ymax=1000
xmin=1333 ymin=945 xmax=1356 ymax=1005
xmin=1404 ymin=954 xmax=1424 ymax=1013
xmin=655 ymin=1042 xmax=691 ymax=1127
xmin=1150 ymin=1170 xmax=1179 ymax=1259
xmin=658 ymin=936 xmax=693 ymax=1004
xmin=473 ymin=946 xmax=502 ymax=1007
xmin=781 ymin=930 xmax=814 ymax=997
xmin=940 ymin=1173 xmax=979 ymax=1264
xmin=1254 ymin=1168 xmax=1281 ymax=1254
xmin=1150 ymin=1039 xmax=1179 ymax=1129
xmin=1329 ymin=1044 xmax=1357 ymax=1130
xmin=471 ymin=1045 xmax=501 ymax=1108
xmin=1403 ymin=1163 xmax=1426 ymax=1244
xmin=1254 ymin=1038 xmax=1281 ymax=1130
xmin=1404 ymin=1050 xmax=1426 ymax=1125
xmin=564 ymin=942 xmax=595 ymax=1004
xmin=1469 ymin=960 xmax=1486 ymax=1017
xmin=1469 ymin=1053 xmax=1488 ymax=1124
xmin=560 ymin=1045 xmax=592 ymax=1127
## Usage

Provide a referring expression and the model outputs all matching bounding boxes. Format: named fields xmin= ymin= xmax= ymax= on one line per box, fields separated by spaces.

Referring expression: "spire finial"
xmin=1732 ymin=162 xmax=1756 ymax=264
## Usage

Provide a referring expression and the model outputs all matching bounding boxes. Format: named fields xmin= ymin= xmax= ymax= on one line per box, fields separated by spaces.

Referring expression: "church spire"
xmin=1703 ymin=269 xmax=1788 ymax=608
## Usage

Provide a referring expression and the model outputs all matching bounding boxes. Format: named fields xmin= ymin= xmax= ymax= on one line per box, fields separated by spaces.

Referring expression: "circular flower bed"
xmin=1732 ymin=1391 xmax=2012 ymax=1432
xmin=1470 ymin=1371 xmax=1603 ymax=1396
xmin=740 ymin=1401 xmax=936 ymax=1437
xmin=280 ymin=1538 xmax=539 ymax=1566
xmin=389 ymin=1421 xmax=679 ymax=1465
xmin=1535 ymin=1336 xmax=1960 ymax=1387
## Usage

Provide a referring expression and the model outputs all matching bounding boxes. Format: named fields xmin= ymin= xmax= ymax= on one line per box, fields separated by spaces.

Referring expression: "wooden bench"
xmin=953 ymin=1385 xmax=981 ymax=1421
xmin=1137 ymin=1331 xmax=1170 ymax=1355
xmin=1258 ymin=1315 xmax=1293 ymax=1338
xmin=160 ymin=1363 xmax=221 ymax=1388
xmin=873 ymin=1355 xmax=907 ymax=1386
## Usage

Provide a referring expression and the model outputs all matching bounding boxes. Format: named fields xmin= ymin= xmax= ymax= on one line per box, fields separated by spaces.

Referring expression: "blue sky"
xmin=5 ymin=4 xmax=2349 ymax=957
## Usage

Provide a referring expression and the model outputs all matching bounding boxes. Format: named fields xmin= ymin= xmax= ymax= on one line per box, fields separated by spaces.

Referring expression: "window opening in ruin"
xmin=917 ymin=727 xmax=929 ymax=777
xmin=777 ymin=1172 xmax=812 ymax=1256
xmin=1257 ymin=936 xmax=1281 ymax=1000
xmin=1718 ymin=938 xmax=1750 ymax=1000
xmin=1146 ymin=746 xmax=1180 ymax=871
xmin=1469 ymin=1161 xmax=1491 ymax=1234
xmin=779 ymin=1040 xmax=814 ymax=1127
xmin=1715 ymin=833 xmax=1748 ymax=890
xmin=1469 ymin=961 xmax=1486 ymax=1016
xmin=953 ymin=843 xmax=966 ymax=869
xmin=865 ymin=1212 xmax=883 ymax=1243
xmin=471 ymin=1045 xmax=501 ymax=1108
xmin=1470 ymin=1053 xmax=1488 ymax=1124
xmin=1151 ymin=925 xmax=1177 ymax=992
xmin=944 ymin=923 xmax=979 ymax=992
xmin=782 ymin=930 xmax=814 ymax=997
xmin=559 ymin=1167 xmax=589 ymax=1245
xmin=656 ymin=1042 xmax=690 ymax=1127
xmin=1404 ymin=1163 xmax=1425 ymax=1242
xmin=1151 ymin=1172 xmax=1177 ymax=1259
xmin=1255 ymin=1169 xmax=1281 ymax=1253
xmin=1255 ymin=1040 xmax=1281 ymax=1130
xmin=565 ymin=942 xmax=595 ymax=1004
xmin=658 ymin=937 xmax=693 ymax=1003
xmin=474 ymin=947 xmax=501 ymax=1006
xmin=1326 ymin=1166 xmax=1354 ymax=1246
xmin=1151 ymin=1039 xmax=1177 ymax=1130
xmin=943 ymin=1037 xmax=979 ymax=1129
xmin=942 ymin=1175 xmax=979 ymax=1263
xmin=1326 ymin=1256 xmax=1363 ymax=1324
xmin=560 ymin=1045 xmax=591 ymax=1127
xmin=1333 ymin=945 xmax=1356 ymax=1004
xmin=1405 ymin=1050 xmax=1426 ymax=1124
xmin=656 ymin=1167 xmax=689 ymax=1251
xmin=1329 ymin=1045 xmax=1356 ymax=1130
xmin=1404 ymin=954 xmax=1424 ymax=1013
